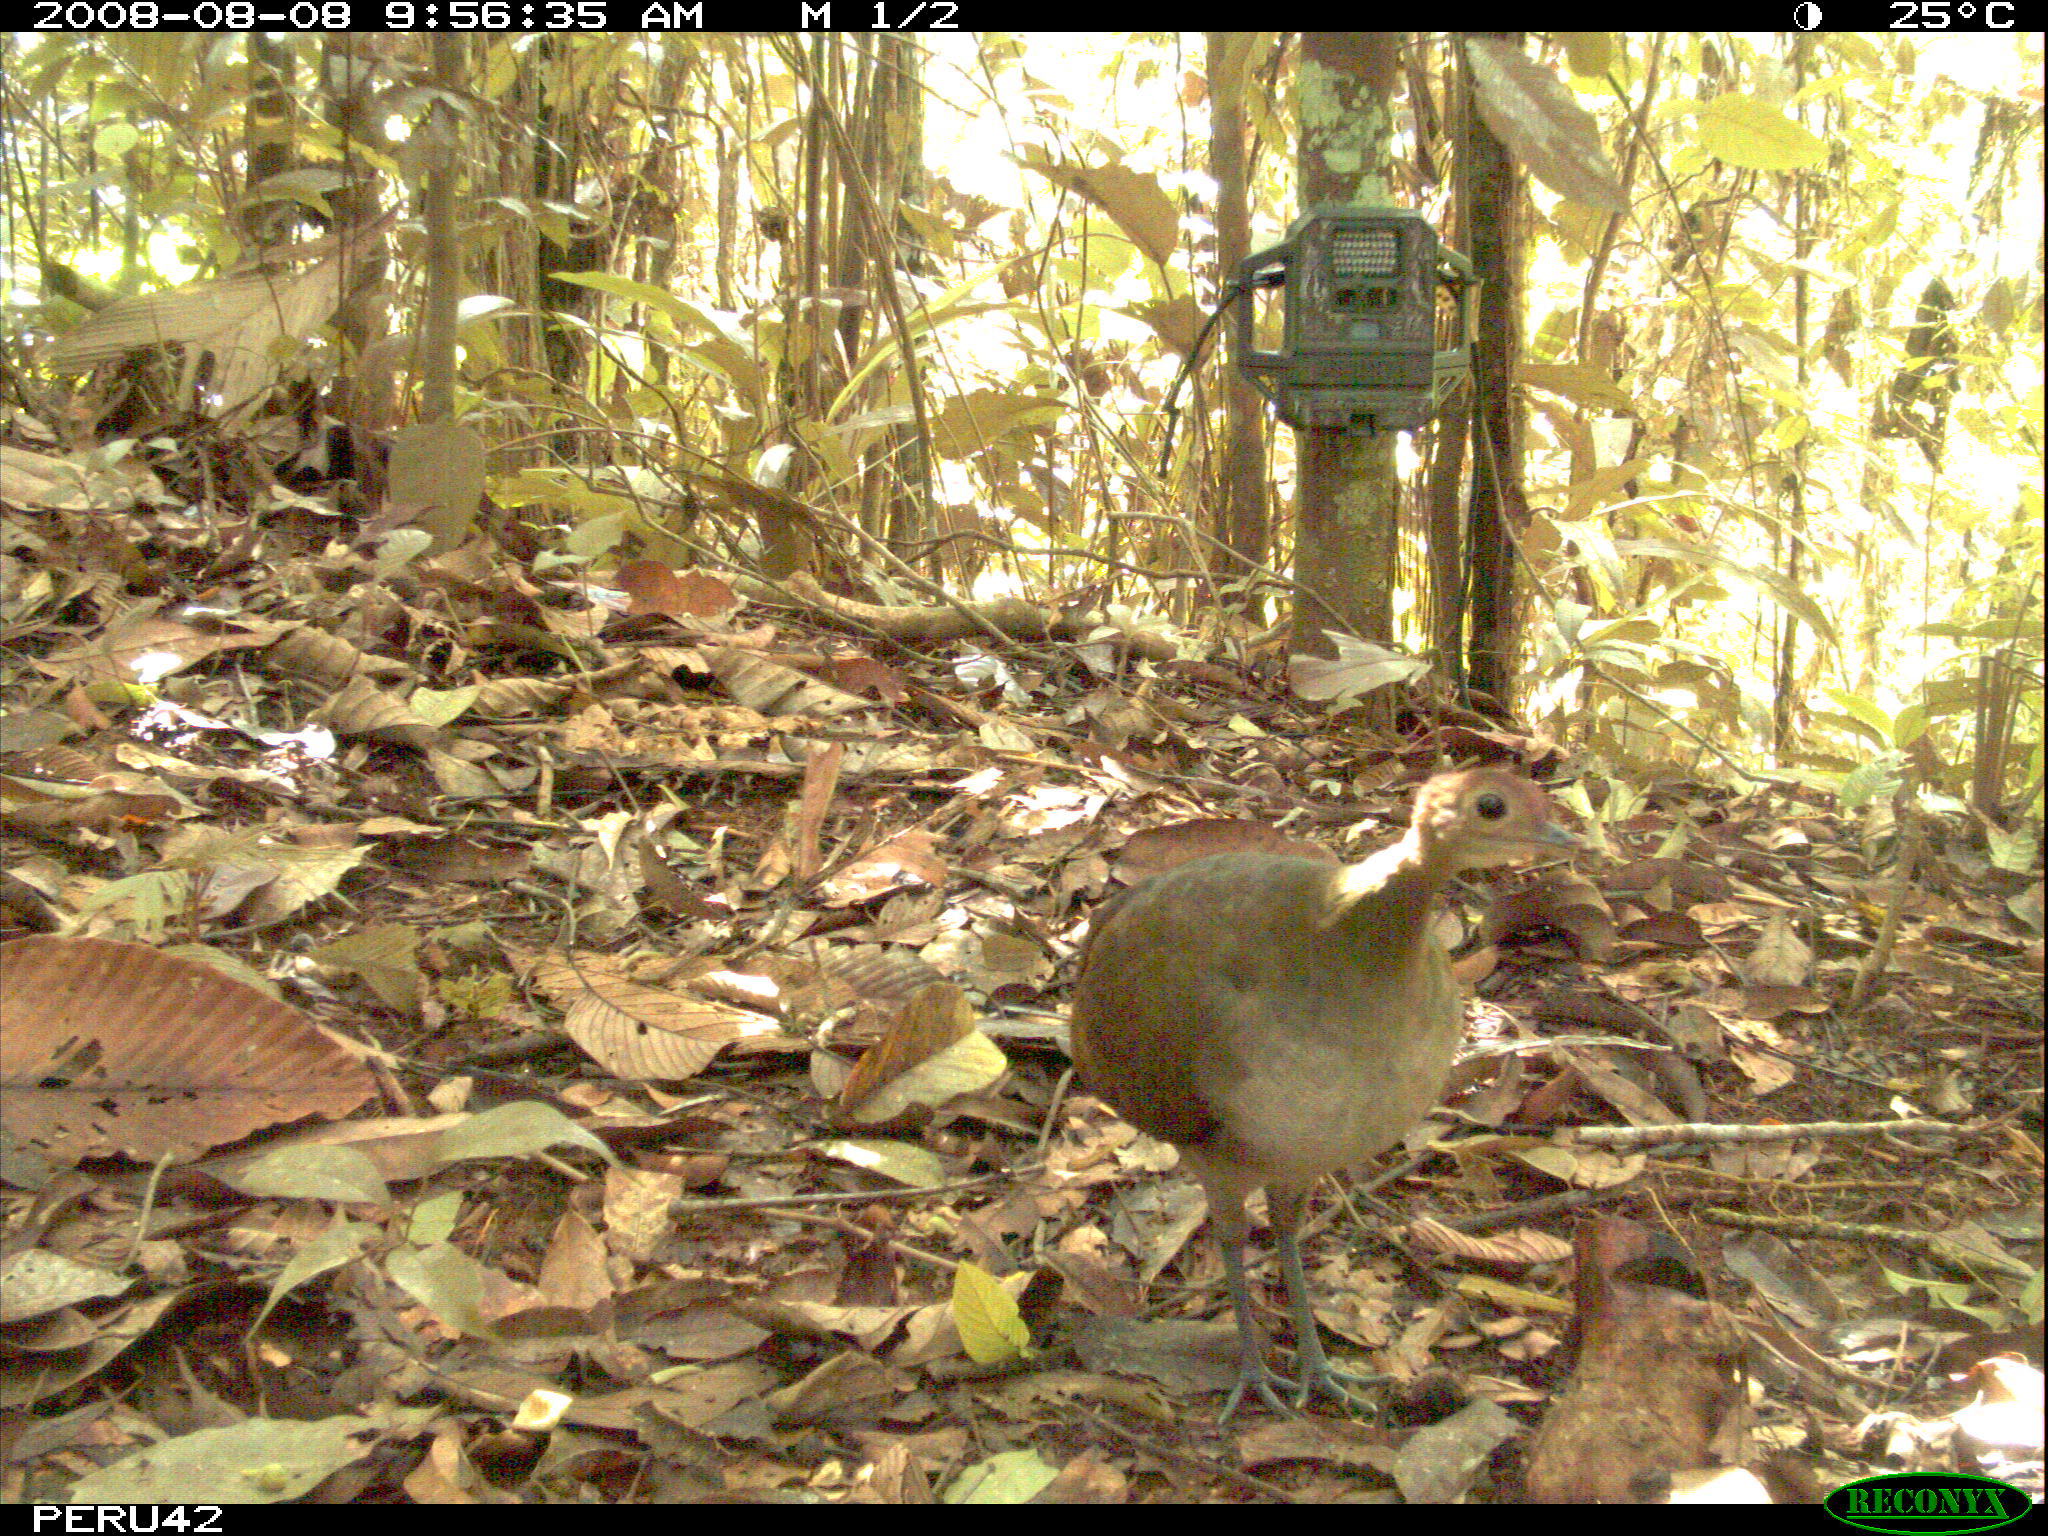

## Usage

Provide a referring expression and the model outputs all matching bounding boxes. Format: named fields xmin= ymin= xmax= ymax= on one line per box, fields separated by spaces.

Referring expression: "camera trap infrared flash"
xmin=1234 ymin=205 xmax=1476 ymax=434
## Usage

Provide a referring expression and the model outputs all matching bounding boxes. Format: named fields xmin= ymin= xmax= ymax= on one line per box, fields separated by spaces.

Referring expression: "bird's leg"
xmin=1215 ymin=1229 xmax=1297 ymax=1422
xmin=1272 ymin=1194 xmax=1385 ymax=1414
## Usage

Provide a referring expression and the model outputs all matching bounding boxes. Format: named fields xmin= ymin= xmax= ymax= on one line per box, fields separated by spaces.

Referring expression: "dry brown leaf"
xmin=1746 ymin=912 xmax=1812 ymax=987
xmin=0 ymin=935 xmax=377 ymax=1165
xmin=1555 ymin=1045 xmax=1681 ymax=1128
xmin=819 ymin=829 xmax=947 ymax=905
xmin=320 ymin=675 xmax=437 ymax=750
xmin=535 ymin=1209 xmax=613 ymax=1313
xmin=264 ymin=625 xmax=395 ymax=686
xmin=0 ymin=781 xmax=183 ymax=834
xmin=615 ymin=560 xmax=740 ymax=620
xmin=526 ymin=951 xmax=788 ymax=1081
xmin=837 ymin=982 xmax=1007 ymax=1130
xmin=1619 ymin=909 xmax=1708 ymax=948
xmin=807 ymin=946 xmax=949 ymax=1011
xmin=642 ymin=1359 xmax=784 ymax=1431
xmin=1406 ymin=1215 xmax=1574 ymax=1268
xmin=1482 ymin=870 xmax=1617 ymax=960
xmin=470 ymin=675 xmax=574 ymax=718
xmin=1 ymin=445 xmax=167 ymax=511
xmin=40 ymin=613 xmax=255 ymax=688
xmin=792 ymin=740 xmax=846 ymax=884
xmin=767 ymin=1349 xmax=903 ymax=1424
xmin=1737 ymin=983 xmax=1831 ymax=1020
xmin=701 ymin=645 xmax=865 ymax=718
xmin=603 ymin=1166 xmax=687 ymax=1263
xmin=823 ymin=654 xmax=906 ymax=703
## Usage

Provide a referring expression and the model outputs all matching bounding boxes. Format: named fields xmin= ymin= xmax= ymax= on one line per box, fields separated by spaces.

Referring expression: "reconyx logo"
xmin=1823 ymin=1472 xmax=2032 ymax=1534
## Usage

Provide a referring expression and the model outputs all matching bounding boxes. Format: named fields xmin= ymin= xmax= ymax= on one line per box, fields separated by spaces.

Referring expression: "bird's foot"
xmin=1216 ymin=1350 xmax=1384 ymax=1421
xmin=1289 ymin=1356 xmax=1385 ymax=1415
xmin=1216 ymin=1358 xmax=1301 ymax=1423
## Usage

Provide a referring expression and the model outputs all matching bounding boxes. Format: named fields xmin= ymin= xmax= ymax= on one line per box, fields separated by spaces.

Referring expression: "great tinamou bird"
xmin=1069 ymin=767 xmax=1576 ymax=1418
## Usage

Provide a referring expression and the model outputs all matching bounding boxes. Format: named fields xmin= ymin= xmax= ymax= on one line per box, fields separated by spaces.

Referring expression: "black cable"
xmin=1155 ymin=273 xmax=1259 ymax=478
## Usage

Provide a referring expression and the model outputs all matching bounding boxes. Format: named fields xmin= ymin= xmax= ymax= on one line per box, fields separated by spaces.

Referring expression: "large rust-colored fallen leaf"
xmin=0 ymin=936 xmax=377 ymax=1165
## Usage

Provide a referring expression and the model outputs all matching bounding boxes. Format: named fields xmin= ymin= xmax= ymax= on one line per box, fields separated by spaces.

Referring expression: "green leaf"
xmin=430 ymin=1101 xmax=617 ymax=1168
xmin=951 ymin=1260 xmax=1033 ymax=1365
xmin=847 ymin=1031 xmax=1009 ymax=1127
xmin=553 ymin=276 xmax=764 ymax=400
xmin=1013 ymin=150 xmax=1179 ymax=267
xmin=927 ymin=389 xmax=1065 ymax=459
xmin=1824 ymin=688 xmax=1895 ymax=746
xmin=68 ymin=1416 xmax=381 ymax=1503
xmin=1697 ymin=93 xmax=1827 ymax=171
xmin=409 ymin=1190 xmax=464 ymax=1246
xmin=833 ymin=255 xmax=1022 ymax=415
xmin=1523 ymin=363 xmax=1637 ymax=414
xmin=93 ymin=122 xmax=140 ymax=158
xmin=410 ymin=685 xmax=479 ymax=727
xmin=814 ymin=1138 xmax=950 ymax=1187
xmin=386 ymin=1241 xmax=500 ymax=1340
xmin=219 ymin=1145 xmax=390 ymax=1206
xmin=943 ymin=1447 xmax=1061 ymax=1504
xmin=1986 ymin=821 xmax=2033 ymax=875
xmin=250 ymin=1218 xmax=365 ymax=1336
xmin=1612 ymin=539 xmax=1838 ymax=645
xmin=1876 ymin=1263 xmax=2004 ymax=1328
xmin=1560 ymin=33 xmax=1613 ymax=77
xmin=552 ymin=269 xmax=690 ymax=321
xmin=1837 ymin=756 xmax=1901 ymax=811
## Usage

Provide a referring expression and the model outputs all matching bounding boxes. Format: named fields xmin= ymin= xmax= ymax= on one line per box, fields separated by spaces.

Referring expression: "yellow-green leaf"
xmin=951 ymin=1259 xmax=1032 ymax=1365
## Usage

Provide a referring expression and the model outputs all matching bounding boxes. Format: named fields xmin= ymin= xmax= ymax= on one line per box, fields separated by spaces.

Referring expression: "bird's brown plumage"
xmin=1070 ymin=768 xmax=1575 ymax=1417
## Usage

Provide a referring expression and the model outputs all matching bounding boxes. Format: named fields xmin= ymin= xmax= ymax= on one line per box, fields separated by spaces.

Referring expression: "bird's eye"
xmin=1475 ymin=792 xmax=1507 ymax=820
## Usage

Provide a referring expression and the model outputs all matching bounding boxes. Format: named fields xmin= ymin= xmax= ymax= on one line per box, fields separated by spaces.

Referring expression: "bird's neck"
xmin=1322 ymin=836 xmax=1449 ymax=945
